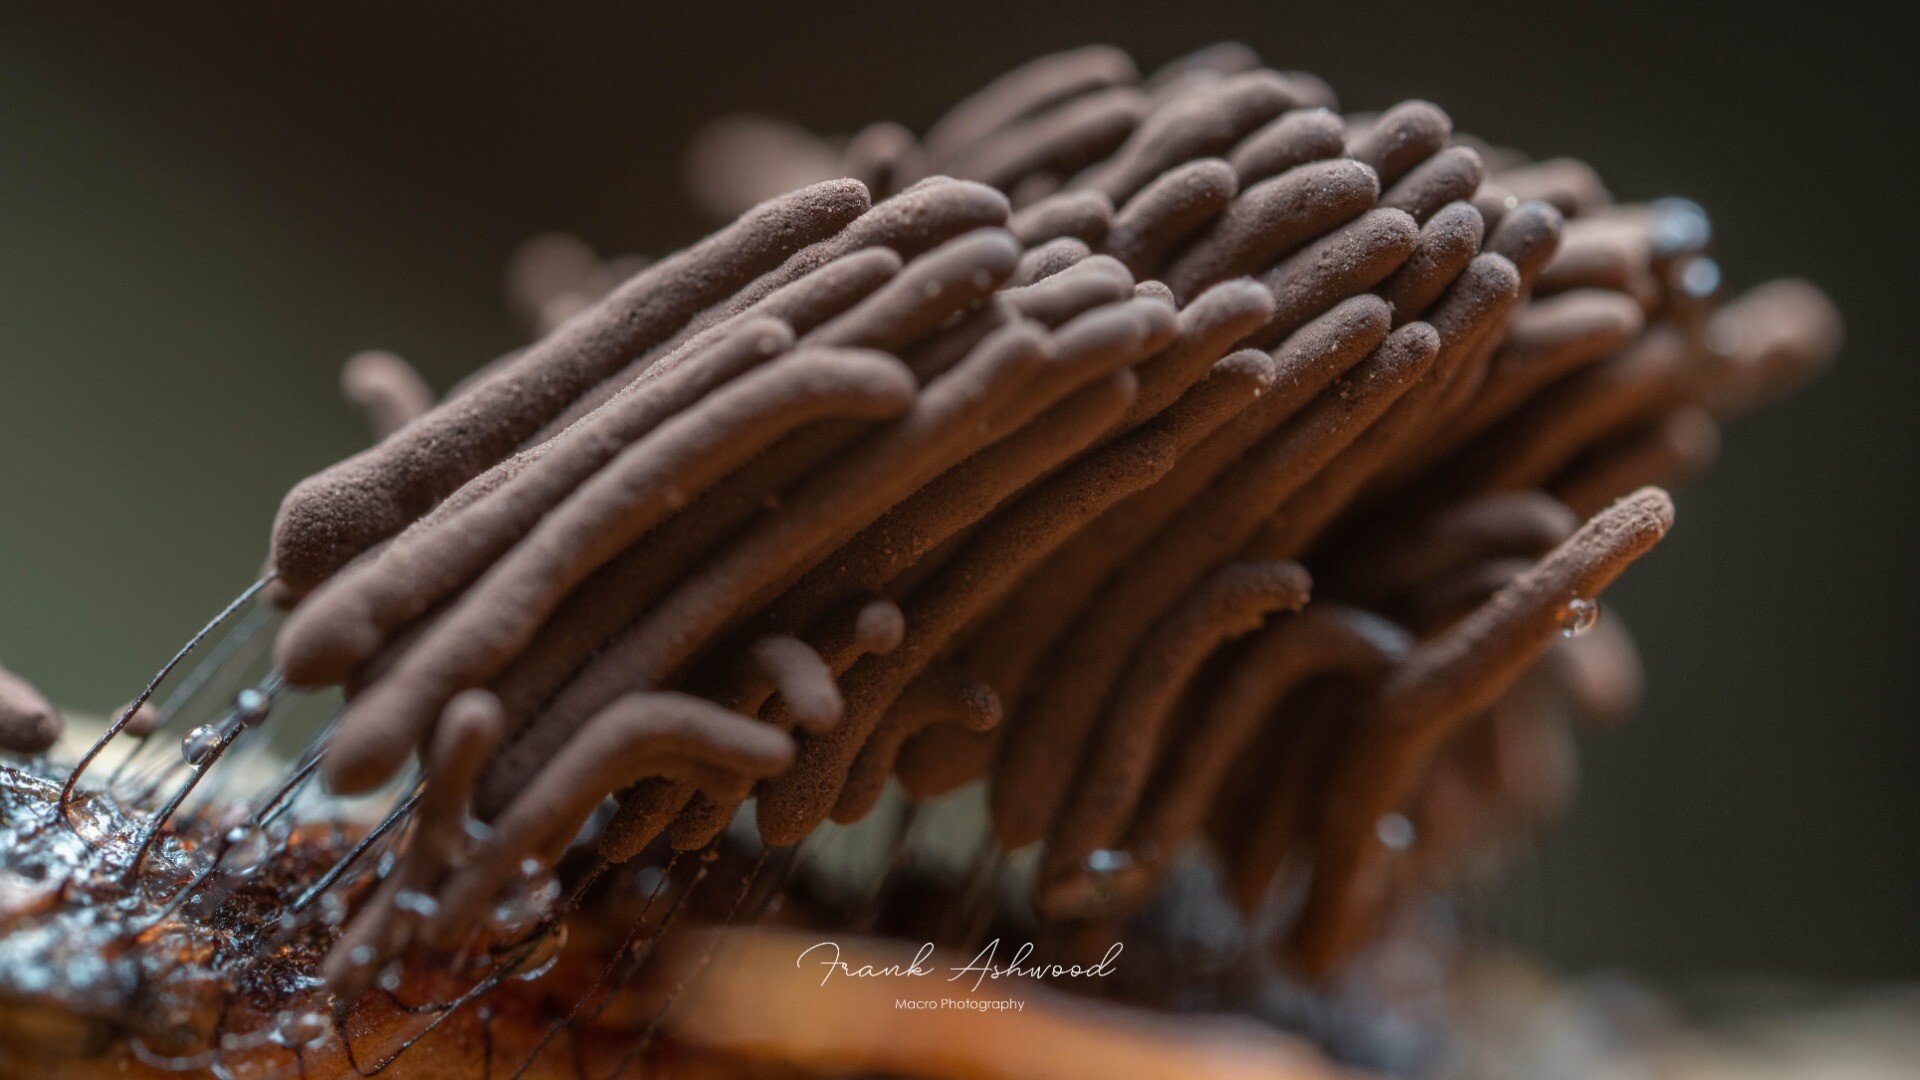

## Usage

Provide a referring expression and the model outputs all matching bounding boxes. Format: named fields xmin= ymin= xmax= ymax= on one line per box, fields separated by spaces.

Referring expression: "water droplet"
xmin=1679 ymin=257 xmax=1721 ymax=298
xmin=489 ymin=863 xmax=560 ymax=937
xmin=180 ymin=726 xmax=222 ymax=767
xmin=234 ymin=687 xmax=272 ymax=727
xmin=512 ymin=924 xmax=567 ymax=981
xmin=1560 ymin=597 xmax=1599 ymax=638
xmin=348 ymin=945 xmax=377 ymax=968
xmin=377 ymin=962 xmax=404 ymax=992
xmin=270 ymin=1009 xmax=331 ymax=1049
xmin=970 ymin=268 xmax=993 ymax=290
xmin=1375 ymin=812 xmax=1416 ymax=852
xmin=1649 ymin=196 xmax=1710 ymax=255
xmin=316 ymin=891 xmax=349 ymax=927
xmin=921 ymin=281 xmax=943 ymax=299
xmin=221 ymin=1028 xmax=268 ymax=1052
xmin=220 ymin=825 xmax=270 ymax=875
xmin=463 ymin=817 xmax=497 ymax=845
xmin=394 ymin=890 xmax=440 ymax=921
xmin=1083 ymin=849 xmax=1132 ymax=874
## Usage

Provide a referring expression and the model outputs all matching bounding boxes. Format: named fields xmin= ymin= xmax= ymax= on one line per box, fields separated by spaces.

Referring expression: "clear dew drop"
xmin=220 ymin=1028 xmax=269 ymax=1052
xmin=377 ymin=962 xmax=404 ymax=993
xmin=180 ymin=726 xmax=222 ymax=767
xmin=270 ymin=1009 xmax=331 ymax=1049
xmin=1560 ymin=597 xmax=1599 ymax=638
xmin=462 ymin=816 xmax=498 ymax=852
xmin=1649 ymin=196 xmax=1711 ymax=255
xmin=1375 ymin=812 xmax=1416 ymax=852
xmin=1083 ymin=848 xmax=1133 ymax=874
xmin=394 ymin=889 xmax=441 ymax=921
xmin=1680 ymin=257 xmax=1722 ymax=299
xmin=489 ymin=863 xmax=560 ymax=938
xmin=512 ymin=924 xmax=568 ymax=982
xmin=316 ymin=890 xmax=349 ymax=927
xmin=220 ymin=825 xmax=270 ymax=875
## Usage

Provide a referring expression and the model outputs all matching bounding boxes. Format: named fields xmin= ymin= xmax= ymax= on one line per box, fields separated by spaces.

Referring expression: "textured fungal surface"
xmin=1 ymin=40 xmax=1841 ymax=1079
xmin=263 ymin=40 xmax=1836 ymax=972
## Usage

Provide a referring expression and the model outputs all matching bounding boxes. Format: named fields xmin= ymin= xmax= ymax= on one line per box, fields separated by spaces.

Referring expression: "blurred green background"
xmin=1 ymin=2 xmax=1913 ymax=986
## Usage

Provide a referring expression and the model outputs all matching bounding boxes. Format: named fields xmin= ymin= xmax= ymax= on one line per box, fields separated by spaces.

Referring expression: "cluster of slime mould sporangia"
xmin=0 ymin=41 xmax=1839 ymax=1080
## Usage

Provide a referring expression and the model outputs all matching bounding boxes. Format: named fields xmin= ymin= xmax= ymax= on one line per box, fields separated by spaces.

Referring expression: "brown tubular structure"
xmin=0 ymin=661 xmax=61 ymax=755
xmin=1038 ymin=559 xmax=1313 ymax=909
xmin=269 ymin=179 xmax=874 ymax=596
xmin=339 ymin=350 xmax=435 ymax=441
xmin=1286 ymin=489 xmax=1674 ymax=975
xmin=249 ymin=43 xmax=1839 ymax=985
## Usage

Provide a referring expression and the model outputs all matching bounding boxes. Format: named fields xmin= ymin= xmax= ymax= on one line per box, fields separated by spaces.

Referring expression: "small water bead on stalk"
xmin=489 ymin=857 xmax=562 ymax=941
xmin=269 ymin=1009 xmax=332 ymax=1050
xmin=220 ymin=824 xmax=271 ymax=876
xmin=510 ymin=922 xmax=569 ymax=983
xmin=1559 ymin=597 xmax=1599 ymax=637
xmin=180 ymin=725 xmax=224 ymax=768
